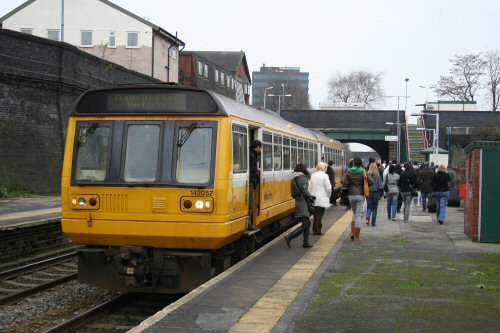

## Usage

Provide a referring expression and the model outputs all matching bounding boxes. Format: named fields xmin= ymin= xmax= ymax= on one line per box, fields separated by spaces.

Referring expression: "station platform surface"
xmin=1 ymin=196 xmax=498 ymax=332
xmin=131 ymin=200 xmax=500 ymax=333
xmin=0 ymin=196 xmax=61 ymax=227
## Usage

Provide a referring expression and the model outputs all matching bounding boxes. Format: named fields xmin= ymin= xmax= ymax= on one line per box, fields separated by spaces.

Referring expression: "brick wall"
xmin=0 ymin=29 xmax=158 ymax=194
xmin=464 ymin=149 xmax=480 ymax=240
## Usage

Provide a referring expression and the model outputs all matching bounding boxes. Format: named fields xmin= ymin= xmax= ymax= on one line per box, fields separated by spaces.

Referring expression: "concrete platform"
xmin=0 ymin=196 xmax=61 ymax=227
xmin=131 ymin=200 xmax=500 ymax=333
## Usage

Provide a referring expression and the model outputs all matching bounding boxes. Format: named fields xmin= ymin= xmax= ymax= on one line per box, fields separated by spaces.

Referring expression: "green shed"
xmin=464 ymin=141 xmax=500 ymax=243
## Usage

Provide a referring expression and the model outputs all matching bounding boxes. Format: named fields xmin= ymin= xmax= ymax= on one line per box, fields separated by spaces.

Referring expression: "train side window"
xmin=232 ymin=124 xmax=248 ymax=173
xmin=283 ymin=136 xmax=291 ymax=170
xmin=262 ymin=131 xmax=273 ymax=171
xmin=273 ymin=134 xmax=282 ymax=171
xmin=75 ymin=123 xmax=111 ymax=182
xmin=291 ymin=138 xmax=297 ymax=168
xmin=298 ymin=140 xmax=304 ymax=165
xmin=303 ymin=141 xmax=309 ymax=168
xmin=313 ymin=144 xmax=318 ymax=167
xmin=124 ymin=124 xmax=160 ymax=182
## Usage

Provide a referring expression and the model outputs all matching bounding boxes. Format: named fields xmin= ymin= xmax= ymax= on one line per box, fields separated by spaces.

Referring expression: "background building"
xmin=252 ymin=65 xmax=310 ymax=111
xmin=0 ymin=0 xmax=184 ymax=82
xmin=180 ymin=51 xmax=251 ymax=104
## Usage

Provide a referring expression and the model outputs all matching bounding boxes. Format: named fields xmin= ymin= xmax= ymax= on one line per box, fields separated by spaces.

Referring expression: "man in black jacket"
xmin=326 ymin=160 xmax=337 ymax=205
xmin=248 ymin=140 xmax=262 ymax=230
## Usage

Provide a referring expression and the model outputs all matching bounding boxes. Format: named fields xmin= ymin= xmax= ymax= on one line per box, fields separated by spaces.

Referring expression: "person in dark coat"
xmin=398 ymin=162 xmax=417 ymax=223
xmin=418 ymin=163 xmax=434 ymax=211
xmin=433 ymin=164 xmax=451 ymax=224
xmin=395 ymin=163 xmax=403 ymax=213
xmin=326 ymin=160 xmax=337 ymax=205
xmin=285 ymin=164 xmax=314 ymax=248
xmin=248 ymin=140 xmax=262 ymax=230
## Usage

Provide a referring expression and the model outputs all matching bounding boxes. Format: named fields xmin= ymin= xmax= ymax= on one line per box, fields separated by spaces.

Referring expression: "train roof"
xmin=72 ymin=84 xmax=342 ymax=146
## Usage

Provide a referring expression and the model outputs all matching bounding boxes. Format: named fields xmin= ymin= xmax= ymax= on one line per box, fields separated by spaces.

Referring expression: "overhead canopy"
xmin=419 ymin=147 xmax=449 ymax=154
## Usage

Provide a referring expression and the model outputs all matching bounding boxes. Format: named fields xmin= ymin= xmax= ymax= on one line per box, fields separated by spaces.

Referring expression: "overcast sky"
xmin=1 ymin=0 xmax=499 ymax=115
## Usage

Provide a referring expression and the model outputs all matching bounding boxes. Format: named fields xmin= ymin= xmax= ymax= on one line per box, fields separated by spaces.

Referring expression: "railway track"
xmin=44 ymin=292 xmax=180 ymax=333
xmin=0 ymin=252 xmax=78 ymax=305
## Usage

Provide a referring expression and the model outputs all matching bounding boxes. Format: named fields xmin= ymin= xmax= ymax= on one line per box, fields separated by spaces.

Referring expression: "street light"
xmin=263 ymin=86 xmax=273 ymax=109
xmin=268 ymin=83 xmax=291 ymax=115
xmin=385 ymin=91 xmax=411 ymax=163
xmin=412 ymin=112 xmax=439 ymax=165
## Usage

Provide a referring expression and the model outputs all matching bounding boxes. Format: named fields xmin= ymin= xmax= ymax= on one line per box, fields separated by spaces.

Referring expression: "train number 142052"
xmin=190 ymin=190 xmax=213 ymax=196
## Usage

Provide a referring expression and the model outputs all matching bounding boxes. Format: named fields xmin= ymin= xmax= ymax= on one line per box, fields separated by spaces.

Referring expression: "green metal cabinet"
xmin=464 ymin=141 xmax=500 ymax=243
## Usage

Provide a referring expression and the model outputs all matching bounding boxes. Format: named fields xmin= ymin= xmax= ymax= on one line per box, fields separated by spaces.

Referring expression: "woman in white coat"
xmin=310 ymin=162 xmax=332 ymax=235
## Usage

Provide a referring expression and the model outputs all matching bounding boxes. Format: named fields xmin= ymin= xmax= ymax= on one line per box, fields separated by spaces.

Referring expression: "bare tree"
xmin=485 ymin=50 xmax=500 ymax=112
xmin=432 ymin=53 xmax=486 ymax=101
xmin=327 ymin=70 xmax=384 ymax=109
xmin=288 ymin=82 xmax=312 ymax=110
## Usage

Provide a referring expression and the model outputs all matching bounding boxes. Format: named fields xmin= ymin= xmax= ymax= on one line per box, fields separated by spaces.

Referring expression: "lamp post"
xmin=412 ymin=112 xmax=439 ymax=164
xmin=263 ymin=86 xmax=273 ymax=109
xmin=385 ymin=92 xmax=411 ymax=163
xmin=268 ymin=83 xmax=291 ymax=115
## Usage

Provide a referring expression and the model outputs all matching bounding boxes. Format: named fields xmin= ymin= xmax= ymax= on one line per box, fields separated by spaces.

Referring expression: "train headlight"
xmin=71 ymin=195 xmax=99 ymax=210
xmin=181 ymin=197 xmax=214 ymax=213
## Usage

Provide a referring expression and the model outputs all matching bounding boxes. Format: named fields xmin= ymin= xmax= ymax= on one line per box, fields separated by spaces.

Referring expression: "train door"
xmin=231 ymin=122 xmax=250 ymax=225
xmin=248 ymin=126 xmax=261 ymax=229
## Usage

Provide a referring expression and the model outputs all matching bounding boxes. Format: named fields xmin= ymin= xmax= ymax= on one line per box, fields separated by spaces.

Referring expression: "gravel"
xmin=0 ymin=280 xmax=120 ymax=332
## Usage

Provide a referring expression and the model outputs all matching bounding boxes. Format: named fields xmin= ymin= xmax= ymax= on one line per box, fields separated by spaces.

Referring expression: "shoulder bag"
xmin=293 ymin=177 xmax=316 ymax=215
xmin=363 ymin=171 xmax=370 ymax=199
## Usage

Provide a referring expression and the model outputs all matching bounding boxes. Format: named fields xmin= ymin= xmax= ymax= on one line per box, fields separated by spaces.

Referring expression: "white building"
xmin=0 ymin=0 xmax=184 ymax=82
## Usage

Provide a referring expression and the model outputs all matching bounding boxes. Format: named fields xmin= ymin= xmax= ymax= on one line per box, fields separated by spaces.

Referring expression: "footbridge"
xmin=280 ymin=109 xmax=500 ymax=163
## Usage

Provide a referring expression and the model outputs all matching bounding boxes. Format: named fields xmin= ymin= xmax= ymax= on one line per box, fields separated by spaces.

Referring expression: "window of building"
xmin=108 ymin=31 xmax=116 ymax=48
xmin=20 ymin=28 xmax=32 ymax=35
xmin=204 ymin=63 xmax=209 ymax=78
xmin=198 ymin=60 xmax=203 ymax=76
xmin=232 ymin=125 xmax=248 ymax=173
xmin=215 ymin=69 xmax=219 ymax=83
xmin=127 ymin=31 xmax=139 ymax=48
xmin=81 ymin=30 xmax=93 ymax=47
xmin=170 ymin=46 xmax=177 ymax=59
xmin=220 ymin=72 xmax=225 ymax=86
xmin=227 ymin=76 xmax=231 ymax=88
xmin=47 ymin=29 xmax=60 ymax=41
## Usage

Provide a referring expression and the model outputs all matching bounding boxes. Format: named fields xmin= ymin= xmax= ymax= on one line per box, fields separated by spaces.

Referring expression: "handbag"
xmin=383 ymin=175 xmax=389 ymax=192
xmin=293 ymin=177 xmax=316 ymax=215
xmin=363 ymin=171 xmax=370 ymax=199
xmin=411 ymin=190 xmax=419 ymax=198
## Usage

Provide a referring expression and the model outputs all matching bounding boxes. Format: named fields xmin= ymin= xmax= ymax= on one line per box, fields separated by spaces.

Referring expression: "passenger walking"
xmin=383 ymin=164 xmax=400 ymax=221
xmin=433 ymin=164 xmax=451 ymax=225
xmin=285 ymin=164 xmax=314 ymax=248
xmin=248 ymin=140 xmax=262 ymax=230
xmin=395 ymin=163 xmax=403 ymax=213
xmin=342 ymin=157 xmax=372 ymax=241
xmin=398 ymin=162 xmax=417 ymax=223
xmin=326 ymin=160 xmax=337 ymax=205
xmin=340 ymin=160 xmax=353 ymax=209
xmin=310 ymin=162 xmax=332 ymax=235
xmin=418 ymin=163 xmax=434 ymax=211
xmin=366 ymin=162 xmax=383 ymax=226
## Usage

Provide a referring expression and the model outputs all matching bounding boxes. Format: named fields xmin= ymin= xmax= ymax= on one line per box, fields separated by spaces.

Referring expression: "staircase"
xmin=406 ymin=123 xmax=427 ymax=163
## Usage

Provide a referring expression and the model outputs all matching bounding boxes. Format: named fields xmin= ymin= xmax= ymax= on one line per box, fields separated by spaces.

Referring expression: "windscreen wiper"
xmin=78 ymin=122 xmax=99 ymax=145
xmin=177 ymin=123 xmax=198 ymax=148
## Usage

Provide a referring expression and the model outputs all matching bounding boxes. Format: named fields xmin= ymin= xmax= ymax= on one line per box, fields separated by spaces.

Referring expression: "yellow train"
xmin=61 ymin=84 xmax=345 ymax=293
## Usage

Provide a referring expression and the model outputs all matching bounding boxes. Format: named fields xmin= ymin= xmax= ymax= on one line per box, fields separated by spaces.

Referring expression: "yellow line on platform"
xmin=0 ymin=208 xmax=61 ymax=222
xmin=228 ymin=211 xmax=353 ymax=333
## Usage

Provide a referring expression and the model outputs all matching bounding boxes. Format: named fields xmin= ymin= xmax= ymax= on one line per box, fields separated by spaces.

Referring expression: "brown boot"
xmin=350 ymin=221 xmax=355 ymax=241
xmin=354 ymin=227 xmax=362 ymax=241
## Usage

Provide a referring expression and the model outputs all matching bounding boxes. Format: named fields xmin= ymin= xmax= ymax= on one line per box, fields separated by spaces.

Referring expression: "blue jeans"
xmin=366 ymin=191 xmax=381 ymax=225
xmin=421 ymin=191 xmax=432 ymax=211
xmin=387 ymin=192 xmax=399 ymax=219
xmin=434 ymin=191 xmax=450 ymax=222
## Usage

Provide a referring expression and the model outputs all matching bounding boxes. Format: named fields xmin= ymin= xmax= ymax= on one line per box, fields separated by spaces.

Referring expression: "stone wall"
xmin=0 ymin=29 xmax=158 ymax=194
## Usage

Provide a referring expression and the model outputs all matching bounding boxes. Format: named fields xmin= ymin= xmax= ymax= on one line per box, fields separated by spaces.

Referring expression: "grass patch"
xmin=392 ymin=238 xmax=408 ymax=245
